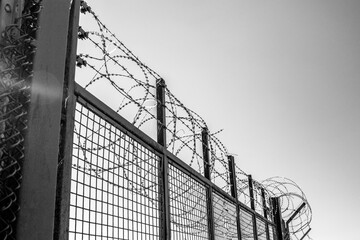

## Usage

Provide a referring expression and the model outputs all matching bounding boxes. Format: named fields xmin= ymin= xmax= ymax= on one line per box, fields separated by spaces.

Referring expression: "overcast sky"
xmin=83 ymin=1 xmax=360 ymax=239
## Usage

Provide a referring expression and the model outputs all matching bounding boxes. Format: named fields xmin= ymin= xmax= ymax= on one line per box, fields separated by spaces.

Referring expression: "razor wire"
xmin=0 ymin=0 xmax=42 ymax=239
xmin=261 ymin=177 xmax=313 ymax=240
xmin=74 ymin=1 xmax=313 ymax=239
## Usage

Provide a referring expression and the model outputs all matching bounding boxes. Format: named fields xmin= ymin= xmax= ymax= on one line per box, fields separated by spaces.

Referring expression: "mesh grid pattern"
xmin=168 ymin=163 xmax=209 ymax=240
xmin=256 ymin=218 xmax=267 ymax=240
xmin=269 ymin=225 xmax=275 ymax=240
xmin=240 ymin=208 xmax=255 ymax=240
xmin=69 ymin=102 xmax=160 ymax=239
xmin=213 ymin=193 xmax=238 ymax=240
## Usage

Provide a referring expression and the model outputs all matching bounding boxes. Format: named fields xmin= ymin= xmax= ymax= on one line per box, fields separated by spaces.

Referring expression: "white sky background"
xmin=83 ymin=0 xmax=360 ymax=239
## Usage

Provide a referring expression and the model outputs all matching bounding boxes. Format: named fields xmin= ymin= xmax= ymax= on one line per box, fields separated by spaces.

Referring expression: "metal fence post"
xmin=248 ymin=175 xmax=258 ymax=240
xmin=53 ymin=0 xmax=81 ymax=239
xmin=286 ymin=202 xmax=306 ymax=228
xmin=271 ymin=197 xmax=284 ymax=240
xmin=228 ymin=155 xmax=242 ymax=240
xmin=202 ymin=128 xmax=215 ymax=240
xmin=157 ymin=78 xmax=171 ymax=239
xmin=261 ymin=188 xmax=270 ymax=240
xmin=16 ymin=0 xmax=76 ymax=239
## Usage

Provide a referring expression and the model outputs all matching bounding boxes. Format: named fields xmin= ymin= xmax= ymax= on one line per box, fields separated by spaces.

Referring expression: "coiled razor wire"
xmin=0 ymin=0 xmax=42 ymax=239
xmin=75 ymin=1 xmax=313 ymax=239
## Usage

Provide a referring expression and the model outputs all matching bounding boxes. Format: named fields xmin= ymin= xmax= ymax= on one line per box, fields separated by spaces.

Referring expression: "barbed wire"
xmin=75 ymin=1 xmax=313 ymax=239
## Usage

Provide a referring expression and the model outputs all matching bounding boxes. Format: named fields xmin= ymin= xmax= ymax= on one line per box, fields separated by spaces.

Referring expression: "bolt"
xmin=4 ymin=4 xmax=11 ymax=13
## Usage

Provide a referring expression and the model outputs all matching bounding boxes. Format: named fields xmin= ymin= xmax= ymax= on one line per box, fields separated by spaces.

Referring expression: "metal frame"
xmin=16 ymin=1 xmax=80 ymax=239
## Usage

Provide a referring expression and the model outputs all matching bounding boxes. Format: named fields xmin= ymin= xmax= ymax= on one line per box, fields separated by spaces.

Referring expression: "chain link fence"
xmin=0 ymin=1 xmax=41 ymax=239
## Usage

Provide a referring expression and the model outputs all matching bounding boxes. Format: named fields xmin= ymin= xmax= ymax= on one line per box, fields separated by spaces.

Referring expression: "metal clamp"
xmin=0 ymin=0 xmax=24 ymax=43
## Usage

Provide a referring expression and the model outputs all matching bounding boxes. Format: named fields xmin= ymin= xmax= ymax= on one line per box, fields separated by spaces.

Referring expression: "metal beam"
xmin=271 ymin=197 xmax=284 ymax=240
xmin=16 ymin=0 xmax=74 ymax=239
xmin=286 ymin=202 xmax=306 ymax=227
xmin=53 ymin=0 xmax=81 ymax=239
xmin=156 ymin=78 xmax=166 ymax=146
xmin=248 ymin=175 xmax=258 ymax=240
xmin=202 ymin=127 xmax=211 ymax=180
xmin=201 ymin=128 xmax=215 ymax=240
xmin=261 ymin=188 xmax=270 ymax=240
xmin=228 ymin=155 xmax=242 ymax=240
xmin=156 ymin=78 xmax=171 ymax=240
xmin=228 ymin=155 xmax=238 ymax=199
xmin=248 ymin=175 xmax=255 ymax=211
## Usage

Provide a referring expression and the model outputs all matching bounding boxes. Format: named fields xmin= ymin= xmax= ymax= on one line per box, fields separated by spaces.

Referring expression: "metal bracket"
xmin=286 ymin=202 xmax=306 ymax=227
xmin=0 ymin=0 xmax=24 ymax=44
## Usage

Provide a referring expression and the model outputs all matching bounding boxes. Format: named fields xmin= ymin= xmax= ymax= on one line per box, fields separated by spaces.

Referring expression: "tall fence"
xmin=64 ymin=83 xmax=277 ymax=240
xmin=0 ymin=1 xmax=312 ymax=239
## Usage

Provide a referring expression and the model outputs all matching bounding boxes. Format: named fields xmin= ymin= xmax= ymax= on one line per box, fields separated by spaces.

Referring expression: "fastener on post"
xmin=0 ymin=0 xmax=25 ymax=44
xmin=4 ymin=4 xmax=11 ymax=13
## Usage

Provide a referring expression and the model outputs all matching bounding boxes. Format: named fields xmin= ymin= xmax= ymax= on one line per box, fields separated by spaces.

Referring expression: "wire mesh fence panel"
xmin=256 ymin=218 xmax=267 ymax=240
xmin=168 ymin=162 xmax=209 ymax=240
xmin=269 ymin=225 xmax=275 ymax=240
xmin=69 ymin=101 xmax=160 ymax=240
xmin=212 ymin=192 xmax=238 ymax=240
xmin=239 ymin=208 xmax=255 ymax=240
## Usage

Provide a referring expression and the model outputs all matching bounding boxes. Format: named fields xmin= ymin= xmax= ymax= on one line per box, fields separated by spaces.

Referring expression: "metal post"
xmin=248 ymin=175 xmax=255 ymax=210
xmin=261 ymin=188 xmax=270 ymax=240
xmin=157 ymin=78 xmax=166 ymax=146
xmin=0 ymin=0 xmax=24 ymax=39
xmin=16 ymin=1 xmax=76 ymax=239
xmin=271 ymin=197 xmax=284 ymax=240
xmin=228 ymin=155 xmax=242 ymax=240
xmin=53 ymin=0 xmax=81 ymax=239
xmin=286 ymin=202 xmax=306 ymax=227
xmin=202 ymin=128 xmax=215 ymax=240
xmin=228 ymin=155 xmax=237 ymax=199
xmin=248 ymin=175 xmax=258 ymax=240
xmin=202 ymin=127 xmax=211 ymax=180
xmin=156 ymin=78 xmax=171 ymax=240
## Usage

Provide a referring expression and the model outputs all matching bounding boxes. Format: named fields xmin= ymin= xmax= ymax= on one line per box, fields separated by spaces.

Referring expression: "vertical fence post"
xmin=156 ymin=78 xmax=171 ymax=240
xmin=248 ymin=175 xmax=255 ymax=211
xmin=248 ymin=175 xmax=258 ymax=240
xmin=261 ymin=188 xmax=270 ymax=240
xmin=202 ymin=127 xmax=211 ymax=180
xmin=271 ymin=197 xmax=284 ymax=240
xmin=53 ymin=0 xmax=81 ymax=239
xmin=16 ymin=1 xmax=76 ymax=239
xmin=202 ymin=128 xmax=215 ymax=240
xmin=157 ymin=78 xmax=166 ymax=146
xmin=228 ymin=155 xmax=242 ymax=240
